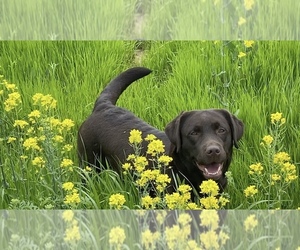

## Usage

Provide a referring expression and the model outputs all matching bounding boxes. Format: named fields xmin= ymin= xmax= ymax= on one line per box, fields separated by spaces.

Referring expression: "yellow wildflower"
xmin=14 ymin=119 xmax=29 ymax=130
xmin=147 ymin=139 xmax=165 ymax=156
xmin=199 ymin=230 xmax=219 ymax=249
xmin=7 ymin=137 xmax=17 ymax=143
xmin=238 ymin=52 xmax=246 ymax=58
xmin=23 ymin=137 xmax=41 ymax=151
xmin=249 ymin=162 xmax=263 ymax=175
xmin=261 ymin=135 xmax=273 ymax=146
xmin=62 ymin=182 xmax=75 ymax=191
xmin=244 ymin=0 xmax=255 ymax=10
xmin=64 ymin=223 xmax=81 ymax=241
xmin=4 ymin=92 xmax=22 ymax=111
xmin=244 ymin=40 xmax=255 ymax=48
xmin=158 ymin=155 xmax=173 ymax=165
xmin=62 ymin=210 xmax=74 ymax=222
xmin=238 ymin=17 xmax=246 ymax=26
xmin=177 ymin=213 xmax=192 ymax=227
xmin=244 ymin=185 xmax=258 ymax=197
xmin=129 ymin=129 xmax=142 ymax=144
xmin=145 ymin=134 xmax=156 ymax=141
xmin=141 ymin=195 xmax=160 ymax=209
xmin=200 ymin=210 xmax=219 ymax=230
xmin=271 ymin=112 xmax=285 ymax=124
xmin=109 ymin=226 xmax=126 ymax=248
xmin=133 ymin=156 xmax=148 ymax=173
xmin=109 ymin=193 xmax=126 ymax=209
xmin=244 ymin=214 xmax=258 ymax=232
xmin=273 ymin=152 xmax=290 ymax=164
xmin=155 ymin=173 xmax=171 ymax=193
xmin=200 ymin=179 xmax=219 ymax=196
xmin=60 ymin=158 xmax=74 ymax=168
xmin=32 ymin=157 xmax=45 ymax=168
xmin=200 ymin=196 xmax=219 ymax=209
xmin=64 ymin=189 xmax=80 ymax=205
xmin=28 ymin=110 xmax=41 ymax=120
xmin=142 ymin=229 xmax=160 ymax=249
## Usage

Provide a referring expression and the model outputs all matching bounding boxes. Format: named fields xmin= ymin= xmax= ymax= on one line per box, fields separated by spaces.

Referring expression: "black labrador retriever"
xmin=77 ymin=67 xmax=244 ymax=199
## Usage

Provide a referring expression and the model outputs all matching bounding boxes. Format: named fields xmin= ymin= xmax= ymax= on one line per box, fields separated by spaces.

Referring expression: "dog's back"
xmin=77 ymin=67 xmax=169 ymax=171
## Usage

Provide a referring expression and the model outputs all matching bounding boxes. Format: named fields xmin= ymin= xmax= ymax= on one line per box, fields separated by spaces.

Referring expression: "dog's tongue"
xmin=205 ymin=163 xmax=221 ymax=174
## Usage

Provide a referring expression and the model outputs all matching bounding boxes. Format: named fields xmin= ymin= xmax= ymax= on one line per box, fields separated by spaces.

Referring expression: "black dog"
xmin=77 ymin=67 xmax=244 ymax=198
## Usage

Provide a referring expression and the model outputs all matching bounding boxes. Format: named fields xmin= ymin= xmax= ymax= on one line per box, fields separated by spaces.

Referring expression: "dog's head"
xmin=165 ymin=109 xmax=244 ymax=181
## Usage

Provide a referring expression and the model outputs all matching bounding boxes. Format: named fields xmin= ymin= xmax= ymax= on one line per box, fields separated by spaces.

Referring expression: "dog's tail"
xmin=95 ymin=67 xmax=152 ymax=107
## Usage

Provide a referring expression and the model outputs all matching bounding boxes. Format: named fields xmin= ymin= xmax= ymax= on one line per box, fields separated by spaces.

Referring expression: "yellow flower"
xmin=64 ymin=189 xmax=80 ymax=205
xmin=178 ymin=213 xmax=192 ymax=227
xmin=52 ymin=135 xmax=63 ymax=143
xmin=238 ymin=17 xmax=246 ymax=26
xmin=129 ymin=129 xmax=142 ymax=144
xmin=244 ymin=185 xmax=258 ymax=197
xmin=244 ymin=0 xmax=255 ymax=10
xmin=271 ymin=112 xmax=284 ymax=124
xmin=200 ymin=179 xmax=219 ymax=196
xmin=64 ymin=223 xmax=81 ymax=241
xmin=238 ymin=52 xmax=246 ymax=58
xmin=219 ymin=196 xmax=230 ymax=207
xmin=4 ymin=92 xmax=22 ymax=111
xmin=185 ymin=202 xmax=200 ymax=209
xmin=41 ymin=94 xmax=57 ymax=109
xmin=219 ymin=231 xmax=230 ymax=246
xmin=109 ymin=193 xmax=126 ymax=209
xmin=23 ymin=137 xmax=41 ymax=151
xmin=7 ymin=137 xmax=17 ymax=143
xmin=165 ymin=225 xmax=184 ymax=250
xmin=244 ymin=214 xmax=258 ymax=232
xmin=62 ymin=144 xmax=73 ymax=152
xmin=122 ymin=162 xmax=132 ymax=172
xmin=185 ymin=240 xmax=202 ymax=250
xmin=158 ymin=155 xmax=173 ymax=165
xmin=249 ymin=163 xmax=263 ymax=175
xmin=261 ymin=135 xmax=273 ymax=146
xmin=200 ymin=196 xmax=219 ymax=209
xmin=28 ymin=110 xmax=41 ymax=119
xmin=60 ymin=119 xmax=75 ymax=131
xmin=62 ymin=182 xmax=75 ymax=191
xmin=155 ymin=173 xmax=171 ymax=193
xmin=147 ymin=139 xmax=165 ymax=156
xmin=273 ymin=152 xmax=290 ymax=164
xmin=199 ymin=230 xmax=219 ymax=249
xmin=271 ymin=174 xmax=281 ymax=182
xmin=60 ymin=158 xmax=74 ymax=168
xmin=141 ymin=195 xmax=160 ymax=209
xmin=126 ymin=154 xmax=136 ymax=161
xmin=165 ymin=192 xmax=190 ymax=209
xmin=145 ymin=134 xmax=156 ymax=141
xmin=200 ymin=210 xmax=219 ymax=230
xmin=244 ymin=40 xmax=255 ymax=48
xmin=32 ymin=157 xmax=45 ymax=168
xmin=133 ymin=156 xmax=148 ymax=173
xmin=4 ymin=83 xmax=18 ymax=91
xmin=62 ymin=210 xmax=74 ymax=222
xmin=142 ymin=229 xmax=160 ymax=249
xmin=109 ymin=226 xmax=126 ymax=248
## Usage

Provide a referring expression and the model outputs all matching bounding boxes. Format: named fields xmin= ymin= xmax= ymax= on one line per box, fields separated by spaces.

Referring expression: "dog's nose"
xmin=206 ymin=145 xmax=221 ymax=156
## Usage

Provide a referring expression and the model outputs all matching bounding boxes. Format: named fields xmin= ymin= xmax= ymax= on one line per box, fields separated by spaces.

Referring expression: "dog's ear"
xmin=165 ymin=111 xmax=186 ymax=153
xmin=220 ymin=109 xmax=244 ymax=148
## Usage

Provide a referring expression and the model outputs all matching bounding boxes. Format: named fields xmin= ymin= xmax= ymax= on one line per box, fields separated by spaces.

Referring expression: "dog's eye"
xmin=218 ymin=128 xmax=226 ymax=134
xmin=189 ymin=131 xmax=199 ymax=136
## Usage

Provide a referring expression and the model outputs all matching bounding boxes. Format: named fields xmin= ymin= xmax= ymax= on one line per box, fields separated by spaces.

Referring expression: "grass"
xmin=0 ymin=40 xmax=300 ymax=248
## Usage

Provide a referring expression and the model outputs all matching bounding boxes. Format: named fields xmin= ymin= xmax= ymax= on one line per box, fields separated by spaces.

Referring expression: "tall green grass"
xmin=0 ymin=40 xmax=299 ymax=211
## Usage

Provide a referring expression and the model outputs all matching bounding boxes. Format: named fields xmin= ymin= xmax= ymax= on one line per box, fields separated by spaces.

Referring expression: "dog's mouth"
xmin=196 ymin=162 xmax=223 ymax=180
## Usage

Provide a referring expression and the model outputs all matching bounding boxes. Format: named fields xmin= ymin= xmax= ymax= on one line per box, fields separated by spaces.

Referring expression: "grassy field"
xmin=1 ymin=40 xmax=300 ymax=248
